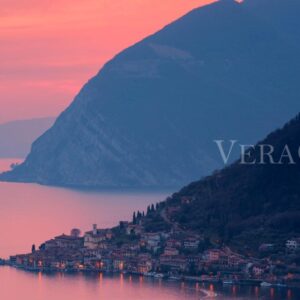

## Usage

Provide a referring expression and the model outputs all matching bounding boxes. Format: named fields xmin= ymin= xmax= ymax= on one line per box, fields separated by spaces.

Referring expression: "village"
xmin=5 ymin=202 xmax=300 ymax=289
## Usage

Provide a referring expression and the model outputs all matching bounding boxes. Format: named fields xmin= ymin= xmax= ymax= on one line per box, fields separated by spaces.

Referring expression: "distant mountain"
xmin=166 ymin=113 xmax=300 ymax=251
xmin=1 ymin=0 xmax=300 ymax=188
xmin=0 ymin=117 xmax=55 ymax=158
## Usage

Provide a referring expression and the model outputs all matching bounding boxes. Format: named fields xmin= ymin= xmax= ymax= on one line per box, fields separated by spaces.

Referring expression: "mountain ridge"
xmin=1 ymin=0 xmax=300 ymax=188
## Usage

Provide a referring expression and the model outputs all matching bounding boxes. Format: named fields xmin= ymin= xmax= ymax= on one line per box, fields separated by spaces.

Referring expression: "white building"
xmin=183 ymin=238 xmax=200 ymax=250
xmin=286 ymin=239 xmax=300 ymax=251
xmin=84 ymin=224 xmax=107 ymax=249
xmin=164 ymin=247 xmax=179 ymax=256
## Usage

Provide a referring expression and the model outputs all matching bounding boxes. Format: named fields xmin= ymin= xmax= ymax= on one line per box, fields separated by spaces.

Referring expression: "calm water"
xmin=0 ymin=182 xmax=168 ymax=258
xmin=0 ymin=159 xmax=298 ymax=300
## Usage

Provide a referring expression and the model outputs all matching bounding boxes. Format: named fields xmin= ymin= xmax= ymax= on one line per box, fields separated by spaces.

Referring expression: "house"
xmin=186 ymin=255 xmax=202 ymax=264
xmin=119 ymin=245 xmax=138 ymax=258
xmin=164 ymin=247 xmax=179 ymax=256
xmin=84 ymin=225 xmax=108 ymax=249
xmin=159 ymin=255 xmax=188 ymax=273
xmin=142 ymin=232 xmax=161 ymax=242
xmin=112 ymin=256 xmax=125 ymax=271
xmin=203 ymin=249 xmax=222 ymax=262
xmin=228 ymin=255 xmax=244 ymax=269
xmin=166 ymin=239 xmax=182 ymax=249
xmin=45 ymin=234 xmax=83 ymax=250
xmin=11 ymin=254 xmax=27 ymax=266
xmin=286 ymin=239 xmax=300 ymax=251
xmin=147 ymin=238 xmax=160 ymax=248
xmin=218 ymin=254 xmax=229 ymax=266
xmin=45 ymin=239 xmax=57 ymax=250
xmin=251 ymin=265 xmax=265 ymax=277
xmin=138 ymin=260 xmax=152 ymax=274
xmin=126 ymin=258 xmax=139 ymax=273
xmin=160 ymin=232 xmax=170 ymax=239
xmin=83 ymin=248 xmax=102 ymax=260
xmin=50 ymin=261 xmax=62 ymax=270
xmin=141 ymin=233 xmax=161 ymax=252
xmin=101 ymin=257 xmax=113 ymax=272
xmin=183 ymin=238 xmax=200 ymax=250
xmin=105 ymin=230 xmax=113 ymax=240
xmin=119 ymin=221 xmax=129 ymax=230
xmin=137 ymin=254 xmax=153 ymax=274
xmin=126 ymin=224 xmax=143 ymax=236
xmin=83 ymin=255 xmax=101 ymax=267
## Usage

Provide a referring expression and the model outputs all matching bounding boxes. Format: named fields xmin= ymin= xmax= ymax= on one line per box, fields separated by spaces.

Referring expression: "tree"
xmin=189 ymin=262 xmax=197 ymax=276
xmin=39 ymin=243 xmax=46 ymax=251
xmin=137 ymin=211 xmax=142 ymax=219
xmin=31 ymin=244 xmax=36 ymax=253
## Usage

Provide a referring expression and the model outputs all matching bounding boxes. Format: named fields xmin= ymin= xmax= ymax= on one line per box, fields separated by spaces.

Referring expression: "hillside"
xmin=165 ymin=114 xmax=300 ymax=251
xmin=1 ymin=0 xmax=300 ymax=187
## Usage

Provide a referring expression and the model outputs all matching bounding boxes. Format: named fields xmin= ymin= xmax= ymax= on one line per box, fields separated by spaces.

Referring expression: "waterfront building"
xmin=84 ymin=225 xmax=108 ymax=249
xmin=164 ymin=247 xmax=179 ymax=256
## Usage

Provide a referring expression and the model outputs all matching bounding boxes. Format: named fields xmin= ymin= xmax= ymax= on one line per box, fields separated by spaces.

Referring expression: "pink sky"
xmin=0 ymin=0 xmax=213 ymax=123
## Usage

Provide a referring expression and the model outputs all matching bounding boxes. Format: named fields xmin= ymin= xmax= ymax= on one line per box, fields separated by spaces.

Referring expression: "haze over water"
xmin=0 ymin=159 xmax=168 ymax=258
xmin=0 ymin=159 xmax=298 ymax=300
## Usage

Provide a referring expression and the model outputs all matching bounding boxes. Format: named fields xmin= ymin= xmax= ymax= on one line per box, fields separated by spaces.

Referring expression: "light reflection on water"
xmin=0 ymin=267 xmax=298 ymax=300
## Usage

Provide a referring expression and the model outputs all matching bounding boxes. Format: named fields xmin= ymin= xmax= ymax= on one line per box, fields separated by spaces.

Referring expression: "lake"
xmin=0 ymin=159 xmax=298 ymax=300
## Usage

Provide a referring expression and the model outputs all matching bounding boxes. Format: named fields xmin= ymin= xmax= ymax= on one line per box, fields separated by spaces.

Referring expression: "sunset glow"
xmin=0 ymin=0 xmax=213 ymax=123
xmin=0 ymin=1 xmax=299 ymax=299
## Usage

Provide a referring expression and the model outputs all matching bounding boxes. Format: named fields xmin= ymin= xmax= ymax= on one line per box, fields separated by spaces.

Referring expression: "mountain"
xmin=165 ymin=113 xmax=300 ymax=251
xmin=0 ymin=117 xmax=55 ymax=158
xmin=1 ymin=0 xmax=300 ymax=188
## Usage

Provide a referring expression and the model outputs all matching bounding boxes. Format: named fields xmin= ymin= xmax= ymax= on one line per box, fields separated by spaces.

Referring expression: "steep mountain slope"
xmin=0 ymin=118 xmax=55 ymax=158
xmin=1 ymin=0 xmax=300 ymax=188
xmin=167 ymin=113 xmax=300 ymax=250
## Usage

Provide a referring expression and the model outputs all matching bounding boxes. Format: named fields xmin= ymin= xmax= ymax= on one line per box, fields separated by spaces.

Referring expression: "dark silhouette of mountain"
xmin=1 ymin=0 xmax=300 ymax=187
xmin=0 ymin=118 xmax=55 ymax=158
xmin=167 ymin=113 xmax=300 ymax=251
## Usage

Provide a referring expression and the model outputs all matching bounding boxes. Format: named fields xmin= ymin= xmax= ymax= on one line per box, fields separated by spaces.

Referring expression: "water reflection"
xmin=0 ymin=267 xmax=299 ymax=300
